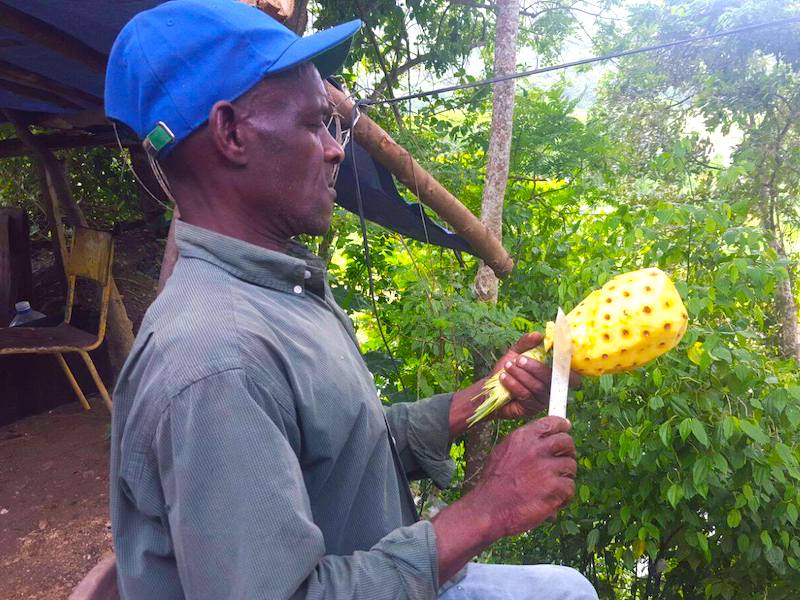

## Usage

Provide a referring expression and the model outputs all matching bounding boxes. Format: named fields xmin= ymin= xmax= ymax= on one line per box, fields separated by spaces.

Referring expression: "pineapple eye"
xmin=664 ymin=323 xmax=671 ymax=331
xmin=643 ymin=330 xmax=651 ymax=337
xmin=621 ymin=348 xmax=628 ymax=354
xmin=605 ymin=297 xmax=612 ymax=304
xmin=602 ymin=333 xmax=611 ymax=341
xmin=659 ymin=342 xmax=666 ymax=347
xmin=682 ymin=313 xmax=688 ymax=320
xmin=604 ymin=314 xmax=611 ymax=320
xmin=584 ymin=357 xmax=591 ymax=362
xmin=602 ymin=353 xmax=609 ymax=359
xmin=622 ymin=291 xmax=631 ymax=298
xmin=608 ymin=285 xmax=616 ymax=291
xmin=622 ymin=329 xmax=630 ymax=337
xmin=643 ymin=306 xmax=652 ymax=314
xmin=644 ymin=285 xmax=653 ymax=292
xmin=576 ymin=311 xmax=582 ymax=316
xmin=664 ymin=301 xmax=671 ymax=308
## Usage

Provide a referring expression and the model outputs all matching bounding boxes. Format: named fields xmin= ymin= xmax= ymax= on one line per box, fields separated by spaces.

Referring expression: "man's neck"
xmin=174 ymin=186 xmax=291 ymax=254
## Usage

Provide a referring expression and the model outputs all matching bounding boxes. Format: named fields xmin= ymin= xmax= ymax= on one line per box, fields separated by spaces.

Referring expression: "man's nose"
xmin=323 ymin=128 xmax=345 ymax=164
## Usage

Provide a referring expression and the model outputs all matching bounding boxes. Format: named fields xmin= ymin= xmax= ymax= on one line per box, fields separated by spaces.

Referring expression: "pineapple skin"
xmin=543 ymin=268 xmax=688 ymax=377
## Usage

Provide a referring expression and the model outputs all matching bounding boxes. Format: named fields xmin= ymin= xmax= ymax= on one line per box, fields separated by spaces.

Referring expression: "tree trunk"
xmin=756 ymin=124 xmax=800 ymax=362
xmin=769 ymin=236 xmax=799 ymax=361
xmin=464 ymin=0 xmax=520 ymax=490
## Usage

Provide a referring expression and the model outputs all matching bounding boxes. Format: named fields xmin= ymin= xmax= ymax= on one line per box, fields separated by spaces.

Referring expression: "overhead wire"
xmin=362 ymin=15 xmax=800 ymax=107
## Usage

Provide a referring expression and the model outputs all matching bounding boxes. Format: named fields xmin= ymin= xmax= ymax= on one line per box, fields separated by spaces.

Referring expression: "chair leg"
xmin=55 ymin=353 xmax=91 ymax=411
xmin=79 ymin=351 xmax=113 ymax=413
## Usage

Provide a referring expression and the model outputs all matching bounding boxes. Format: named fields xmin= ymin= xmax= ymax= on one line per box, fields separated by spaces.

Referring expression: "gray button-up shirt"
xmin=110 ymin=221 xmax=456 ymax=599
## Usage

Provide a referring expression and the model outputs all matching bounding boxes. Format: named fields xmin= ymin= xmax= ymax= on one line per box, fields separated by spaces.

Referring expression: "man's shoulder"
xmin=128 ymin=258 xmax=290 ymax=397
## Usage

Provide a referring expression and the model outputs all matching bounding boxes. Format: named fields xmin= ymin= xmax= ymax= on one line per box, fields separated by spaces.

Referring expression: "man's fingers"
xmin=547 ymin=432 xmax=577 ymax=458
xmin=515 ymin=355 xmax=552 ymax=385
xmin=509 ymin=332 xmax=543 ymax=354
xmin=554 ymin=457 xmax=578 ymax=479
xmin=528 ymin=416 xmax=571 ymax=436
xmin=499 ymin=371 xmax=537 ymax=403
xmin=501 ymin=364 xmax=548 ymax=401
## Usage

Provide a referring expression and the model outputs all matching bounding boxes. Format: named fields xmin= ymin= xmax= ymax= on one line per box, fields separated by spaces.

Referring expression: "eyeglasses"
xmin=327 ymin=102 xmax=364 ymax=186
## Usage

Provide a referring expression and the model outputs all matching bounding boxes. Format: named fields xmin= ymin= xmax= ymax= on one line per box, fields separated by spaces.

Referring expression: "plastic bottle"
xmin=9 ymin=301 xmax=46 ymax=327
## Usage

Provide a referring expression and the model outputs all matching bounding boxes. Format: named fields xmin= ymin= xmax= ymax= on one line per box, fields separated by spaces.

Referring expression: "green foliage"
xmin=324 ymin=2 xmax=800 ymax=595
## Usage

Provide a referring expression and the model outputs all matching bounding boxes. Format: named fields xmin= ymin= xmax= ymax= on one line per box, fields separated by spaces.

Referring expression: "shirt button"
xmin=293 ymin=285 xmax=303 ymax=294
xmin=304 ymin=270 xmax=311 ymax=279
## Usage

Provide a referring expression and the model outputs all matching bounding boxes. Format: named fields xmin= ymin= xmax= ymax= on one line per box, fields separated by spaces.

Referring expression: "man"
xmin=105 ymin=1 xmax=598 ymax=598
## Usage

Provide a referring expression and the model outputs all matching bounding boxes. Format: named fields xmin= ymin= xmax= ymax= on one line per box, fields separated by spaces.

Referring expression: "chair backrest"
xmin=68 ymin=227 xmax=113 ymax=284
xmin=64 ymin=227 xmax=114 ymax=341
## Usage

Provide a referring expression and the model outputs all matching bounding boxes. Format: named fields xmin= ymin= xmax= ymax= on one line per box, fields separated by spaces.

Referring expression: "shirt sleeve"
xmin=154 ymin=368 xmax=439 ymax=600
xmin=384 ymin=394 xmax=455 ymax=489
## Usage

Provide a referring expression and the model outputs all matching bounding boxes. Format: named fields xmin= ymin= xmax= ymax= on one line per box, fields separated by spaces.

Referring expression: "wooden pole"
xmin=36 ymin=161 xmax=69 ymax=284
xmin=326 ymin=82 xmax=514 ymax=279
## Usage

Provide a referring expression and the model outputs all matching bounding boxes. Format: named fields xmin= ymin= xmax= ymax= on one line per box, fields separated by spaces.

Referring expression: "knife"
xmin=548 ymin=308 xmax=572 ymax=419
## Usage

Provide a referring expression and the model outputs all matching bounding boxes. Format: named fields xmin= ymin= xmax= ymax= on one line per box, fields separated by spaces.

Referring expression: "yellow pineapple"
xmin=468 ymin=268 xmax=688 ymax=426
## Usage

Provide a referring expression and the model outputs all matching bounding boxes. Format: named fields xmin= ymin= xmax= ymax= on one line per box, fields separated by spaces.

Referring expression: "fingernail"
xmin=518 ymin=356 xmax=528 ymax=366
xmin=500 ymin=373 xmax=507 ymax=380
xmin=505 ymin=361 xmax=513 ymax=369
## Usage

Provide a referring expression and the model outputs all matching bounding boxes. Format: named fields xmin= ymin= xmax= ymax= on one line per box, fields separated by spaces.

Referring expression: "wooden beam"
xmin=0 ymin=59 xmax=100 ymax=108
xmin=325 ymin=82 xmax=514 ymax=278
xmin=37 ymin=109 xmax=109 ymax=131
xmin=0 ymin=77 xmax=84 ymax=110
xmin=0 ymin=2 xmax=106 ymax=73
xmin=0 ymin=130 xmax=126 ymax=159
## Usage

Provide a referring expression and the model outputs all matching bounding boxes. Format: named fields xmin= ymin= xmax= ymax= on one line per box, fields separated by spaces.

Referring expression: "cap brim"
xmin=271 ymin=19 xmax=362 ymax=79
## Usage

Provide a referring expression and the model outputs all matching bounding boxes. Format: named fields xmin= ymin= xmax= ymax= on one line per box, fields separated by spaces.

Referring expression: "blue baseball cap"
xmin=105 ymin=0 xmax=361 ymax=156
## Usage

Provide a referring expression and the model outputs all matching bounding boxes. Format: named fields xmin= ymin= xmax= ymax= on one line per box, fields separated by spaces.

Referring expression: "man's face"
xmin=239 ymin=64 xmax=345 ymax=238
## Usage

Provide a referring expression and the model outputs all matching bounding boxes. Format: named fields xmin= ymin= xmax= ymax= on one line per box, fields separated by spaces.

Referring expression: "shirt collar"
xmin=175 ymin=220 xmax=327 ymax=297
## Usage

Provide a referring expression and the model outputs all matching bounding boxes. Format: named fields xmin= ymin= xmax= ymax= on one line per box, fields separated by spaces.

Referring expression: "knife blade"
xmin=548 ymin=307 xmax=572 ymax=419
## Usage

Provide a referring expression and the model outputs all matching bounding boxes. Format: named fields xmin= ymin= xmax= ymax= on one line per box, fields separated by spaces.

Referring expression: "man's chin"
xmin=304 ymin=216 xmax=333 ymax=238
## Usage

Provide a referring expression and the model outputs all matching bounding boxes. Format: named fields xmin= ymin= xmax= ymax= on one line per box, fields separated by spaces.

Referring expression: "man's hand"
xmin=448 ymin=333 xmax=580 ymax=439
xmin=469 ymin=416 xmax=577 ymax=536
xmin=431 ymin=416 xmax=577 ymax=582
xmin=491 ymin=332 xmax=553 ymax=419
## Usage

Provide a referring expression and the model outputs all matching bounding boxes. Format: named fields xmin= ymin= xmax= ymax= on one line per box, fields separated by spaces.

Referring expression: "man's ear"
xmin=208 ymin=100 xmax=248 ymax=166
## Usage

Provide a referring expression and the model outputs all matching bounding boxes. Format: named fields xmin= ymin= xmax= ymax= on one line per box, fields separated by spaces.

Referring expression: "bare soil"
xmin=0 ymin=402 xmax=112 ymax=599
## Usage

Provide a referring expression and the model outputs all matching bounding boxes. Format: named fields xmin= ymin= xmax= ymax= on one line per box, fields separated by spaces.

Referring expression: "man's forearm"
xmin=431 ymin=494 xmax=496 ymax=584
xmin=448 ymin=378 xmax=488 ymax=442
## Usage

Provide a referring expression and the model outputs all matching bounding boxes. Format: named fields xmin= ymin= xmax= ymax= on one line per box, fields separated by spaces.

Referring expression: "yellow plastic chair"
xmin=0 ymin=227 xmax=114 ymax=412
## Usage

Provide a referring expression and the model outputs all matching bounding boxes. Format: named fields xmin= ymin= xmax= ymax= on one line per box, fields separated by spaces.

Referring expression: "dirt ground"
xmin=0 ymin=401 xmax=113 ymax=599
xmin=0 ymin=225 xmax=160 ymax=599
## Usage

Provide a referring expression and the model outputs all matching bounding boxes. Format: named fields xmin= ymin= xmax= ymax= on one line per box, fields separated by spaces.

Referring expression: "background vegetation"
xmin=1 ymin=0 xmax=798 ymax=597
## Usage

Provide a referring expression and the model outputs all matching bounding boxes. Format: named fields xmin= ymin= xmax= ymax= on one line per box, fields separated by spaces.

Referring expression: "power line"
xmin=363 ymin=15 xmax=800 ymax=107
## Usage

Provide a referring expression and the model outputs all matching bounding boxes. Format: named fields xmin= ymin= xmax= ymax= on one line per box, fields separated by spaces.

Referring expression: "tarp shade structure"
xmin=336 ymin=141 xmax=472 ymax=253
xmin=0 ymin=0 xmax=475 ymax=256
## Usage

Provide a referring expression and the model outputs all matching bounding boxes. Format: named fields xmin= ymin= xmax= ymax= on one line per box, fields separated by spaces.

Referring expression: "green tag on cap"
xmin=143 ymin=121 xmax=175 ymax=156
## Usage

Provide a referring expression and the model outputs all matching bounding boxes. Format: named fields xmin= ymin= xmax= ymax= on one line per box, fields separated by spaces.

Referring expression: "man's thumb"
xmin=510 ymin=332 xmax=544 ymax=354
